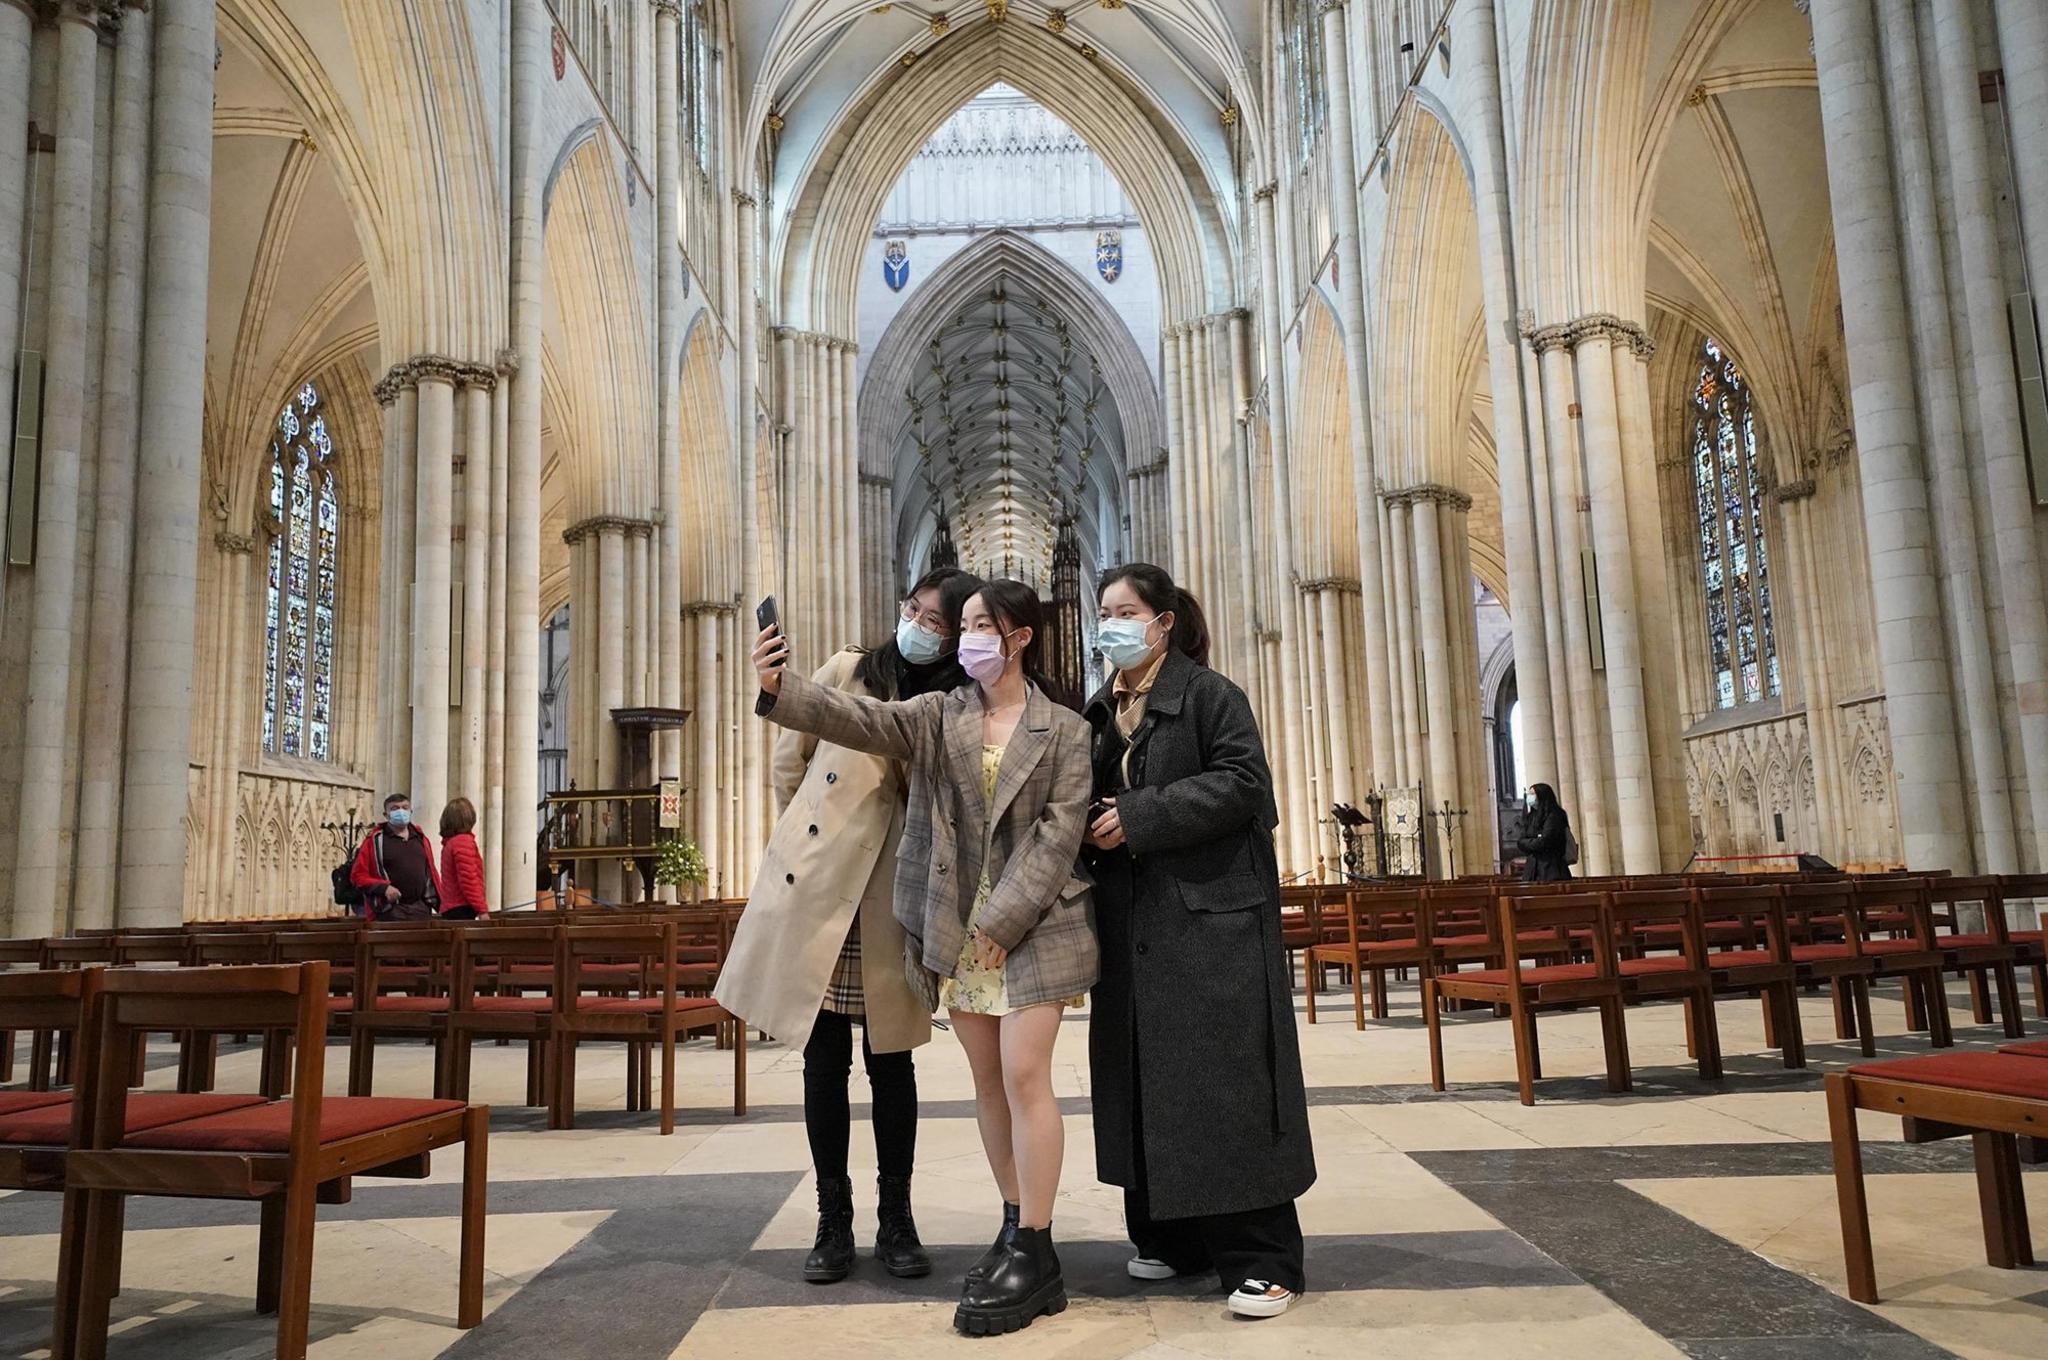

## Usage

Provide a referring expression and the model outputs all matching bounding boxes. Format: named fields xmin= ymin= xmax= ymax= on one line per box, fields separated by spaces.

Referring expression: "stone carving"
xmin=1382 ymin=483 xmax=1474 ymax=512
xmin=562 ymin=515 xmax=658 ymax=545
xmin=1521 ymin=312 xmax=1655 ymax=358
xmin=1684 ymin=712 xmax=1814 ymax=860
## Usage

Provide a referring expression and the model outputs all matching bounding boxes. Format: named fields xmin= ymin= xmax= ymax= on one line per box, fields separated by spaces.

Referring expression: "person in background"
xmin=1517 ymin=782 xmax=1573 ymax=881
xmin=718 ymin=566 xmax=980 ymax=1286
xmin=438 ymin=797 xmax=489 ymax=919
xmin=348 ymin=793 xmax=443 ymax=920
xmin=752 ymin=579 xmax=1098 ymax=1338
xmin=1081 ymin=562 xmax=1316 ymax=1319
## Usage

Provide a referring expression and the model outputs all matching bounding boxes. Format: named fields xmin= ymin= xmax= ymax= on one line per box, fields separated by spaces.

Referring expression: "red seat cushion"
xmin=1997 ymin=1039 xmax=2048 ymax=1060
xmin=2011 ymin=930 xmax=2042 ymax=945
xmin=1936 ymin=933 xmax=2000 ymax=949
xmin=1432 ymin=934 xmax=1490 ymax=949
xmin=1863 ymin=938 xmax=1933 ymax=956
xmin=1619 ymin=956 xmax=1697 ymax=975
xmin=126 ymin=1096 xmax=467 ymax=1152
xmin=0 ymin=1091 xmax=72 ymax=1116
xmin=1849 ymin=1052 xmax=2048 ymax=1100
xmin=325 ymin=995 xmax=354 ymax=1013
xmin=360 ymin=995 xmax=449 ymax=1013
xmin=1447 ymin=963 xmax=1600 ymax=989
xmin=0 ymin=1093 xmax=269 ymax=1146
xmin=1792 ymin=944 xmax=1859 ymax=963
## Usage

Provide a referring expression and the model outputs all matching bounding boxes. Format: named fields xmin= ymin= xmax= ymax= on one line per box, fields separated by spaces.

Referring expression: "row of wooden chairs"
xmin=5 ymin=913 xmax=747 ymax=1133
xmin=0 ymin=963 xmax=488 ymax=1360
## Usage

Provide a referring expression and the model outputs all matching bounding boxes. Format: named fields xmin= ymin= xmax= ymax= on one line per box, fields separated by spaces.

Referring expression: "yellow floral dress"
xmin=941 ymin=744 xmax=1085 ymax=1016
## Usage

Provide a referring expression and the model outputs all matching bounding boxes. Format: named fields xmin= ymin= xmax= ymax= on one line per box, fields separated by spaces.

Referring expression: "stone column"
xmin=629 ymin=524 xmax=651 ymax=708
xmin=411 ymin=366 xmax=456 ymax=826
xmin=1409 ymin=489 xmax=1465 ymax=876
xmin=1811 ymin=0 xmax=1970 ymax=870
xmin=1315 ymin=581 xmax=1357 ymax=820
xmin=653 ymin=0 xmax=685 ymax=782
xmin=0 ymin=0 xmax=37 ymax=528
xmin=460 ymin=373 xmax=492 ymax=810
xmin=1531 ymin=331 xmax=1612 ymax=873
xmin=485 ymin=354 xmax=512 ymax=899
xmin=1876 ymin=0 xmax=2015 ymax=871
xmin=1320 ymin=0 xmax=1395 ymax=781
xmin=73 ymin=0 xmax=153 ymax=930
xmin=1163 ymin=326 xmax=1188 ymax=576
xmin=1299 ymin=584 xmax=1332 ymax=865
xmin=1255 ymin=182 xmax=1314 ymax=871
xmin=693 ymin=605 xmax=721 ymax=879
xmin=598 ymin=526 xmax=627 ymax=788
xmin=373 ymin=371 xmax=411 ymax=793
xmin=118 ymin=0 xmax=213 ymax=924
xmin=1452 ymin=0 xmax=1557 ymax=790
xmin=13 ymin=4 xmax=100 ymax=934
xmin=1932 ymin=0 xmax=2048 ymax=863
xmin=504 ymin=0 xmax=548 ymax=909
xmin=1385 ymin=496 xmax=1419 ymax=788
xmin=733 ymin=190 xmax=765 ymax=877
xmin=1997 ymin=1 xmax=2048 ymax=379
xmin=1572 ymin=328 xmax=1661 ymax=872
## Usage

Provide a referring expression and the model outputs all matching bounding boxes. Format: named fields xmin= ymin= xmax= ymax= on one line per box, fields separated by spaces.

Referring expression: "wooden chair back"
xmin=111 ymin=935 xmax=192 ymax=967
xmin=1850 ymin=877 xmax=1936 ymax=949
xmin=451 ymin=924 xmax=558 ymax=1008
xmin=41 ymin=938 xmax=119 ymax=970
xmin=188 ymin=931 xmax=279 ymax=967
xmin=1924 ymin=876 xmax=2006 ymax=943
xmin=0 ymin=966 xmax=92 ymax=1039
xmin=558 ymin=923 xmax=677 ymax=1016
xmin=1605 ymin=888 xmax=1707 ymax=966
xmin=354 ymin=928 xmax=453 ymax=1007
xmin=1495 ymin=893 xmax=1614 ymax=981
xmin=1692 ymin=882 xmax=1792 ymax=961
xmin=1782 ymin=879 xmax=1859 ymax=952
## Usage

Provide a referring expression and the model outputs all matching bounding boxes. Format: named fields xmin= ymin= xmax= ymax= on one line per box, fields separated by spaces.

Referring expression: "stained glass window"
xmin=264 ymin=381 xmax=340 ymax=760
xmin=684 ymin=2 xmax=718 ymax=176
xmin=1689 ymin=338 xmax=1779 ymax=710
xmin=1290 ymin=0 xmax=1326 ymax=164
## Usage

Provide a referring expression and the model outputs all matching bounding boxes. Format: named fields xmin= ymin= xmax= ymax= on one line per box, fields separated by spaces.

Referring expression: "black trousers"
xmin=802 ymin=1009 xmax=918 ymax=1181
xmin=1123 ymin=1042 xmax=1305 ymax=1292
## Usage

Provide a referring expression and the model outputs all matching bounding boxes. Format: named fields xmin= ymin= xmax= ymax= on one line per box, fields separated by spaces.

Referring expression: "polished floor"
xmin=1 ymin=973 xmax=2042 ymax=1359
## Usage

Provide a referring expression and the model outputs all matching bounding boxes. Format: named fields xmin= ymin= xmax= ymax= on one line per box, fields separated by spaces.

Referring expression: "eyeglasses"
xmin=901 ymin=599 xmax=952 ymax=636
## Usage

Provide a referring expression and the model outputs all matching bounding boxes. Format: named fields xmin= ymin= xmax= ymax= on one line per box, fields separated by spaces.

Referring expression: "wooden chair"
xmin=1996 ymin=873 xmax=2047 ymax=1019
xmin=1782 ymin=880 xmax=1880 ymax=1056
xmin=1304 ymin=889 xmax=1432 ymax=1029
xmin=552 ymin=923 xmax=745 ymax=1133
xmin=446 ymin=923 xmax=559 ymax=1108
xmin=348 ymin=928 xmax=455 ymax=1097
xmin=1691 ymin=882 xmax=1806 ymax=1068
xmin=1825 ymin=1052 xmax=2047 ymax=1304
xmin=2 ymin=936 xmax=52 ymax=1084
xmin=1424 ymin=892 xmax=1628 ymax=1105
xmin=62 ymin=962 xmax=487 ymax=1360
xmin=1924 ymin=876 xmax=2026 ymax=1038
xmin=1850 ymin=878 xmax=1954 ymax=1047
xmin=1606 ymin=888 xmax=1723 ymax=1082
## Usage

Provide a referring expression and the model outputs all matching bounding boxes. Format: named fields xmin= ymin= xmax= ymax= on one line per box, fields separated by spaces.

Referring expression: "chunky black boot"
xmin=802 ymin=1175 xmax=856 ymax=1283
xmin=874 ymin=1174 xmax=932 ymax=1278
xmin=965 ymin=1201 xmax=1020 ymax=1284
xmin=954 ymin=1223 xmax=1066 ymax=1336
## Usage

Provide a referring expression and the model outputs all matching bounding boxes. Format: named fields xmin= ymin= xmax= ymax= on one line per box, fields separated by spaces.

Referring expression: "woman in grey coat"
xmin=753 ymin=579 xmax=1097 ymax=1337
xmin=1081 ymin=564 xmax=1316 ymax=1319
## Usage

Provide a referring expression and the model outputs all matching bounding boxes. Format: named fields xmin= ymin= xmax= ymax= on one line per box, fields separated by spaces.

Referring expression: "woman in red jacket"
xmin=439 ymin=797 xmax=490 ymax=918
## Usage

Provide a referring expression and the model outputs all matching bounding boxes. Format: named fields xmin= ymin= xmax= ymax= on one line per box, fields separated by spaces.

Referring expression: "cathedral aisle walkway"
xmin=1 ymin=982 xmax=2040 ymax=1359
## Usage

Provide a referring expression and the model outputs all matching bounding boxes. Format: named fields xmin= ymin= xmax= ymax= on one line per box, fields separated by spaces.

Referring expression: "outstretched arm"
xmin=753 ymin=627 xmax=939 ymax=764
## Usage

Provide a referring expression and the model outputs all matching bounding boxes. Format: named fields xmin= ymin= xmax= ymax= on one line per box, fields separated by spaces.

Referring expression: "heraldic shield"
xmin=883 ymin=239 xmax=911 ymax=293
xmin=1095 ymin=229 xmax=1123 ymax=283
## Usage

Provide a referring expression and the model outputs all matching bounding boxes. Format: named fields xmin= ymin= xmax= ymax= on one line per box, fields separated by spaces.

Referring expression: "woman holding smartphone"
xmin=1081 ymin=563 xmax=1315 ymax=1319
xmin=718 ymin=567 xmax=980 ymax=1285
xmin=753 ymin=579 xmax=1096 ymax=1337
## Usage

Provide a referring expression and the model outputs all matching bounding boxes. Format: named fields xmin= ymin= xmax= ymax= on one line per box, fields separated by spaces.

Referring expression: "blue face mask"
xmin=896 ymin=616 xmax=947 ymax=665
xmin=1098 ymin=616 xmax=1162 ymax=671
xmin=388 ymin=808 xmax=412 ymax=829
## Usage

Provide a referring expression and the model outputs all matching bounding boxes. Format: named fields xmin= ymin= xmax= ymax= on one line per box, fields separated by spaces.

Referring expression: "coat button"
xmin=808 ymin=824 xmax=819 ymax=836
xmin=785 ymin=872 xmax=795 ymax=885
xmin=1136 ymin=943 xmax=1149 ymax=956
xmin=825 ymin=772 xmax=837 ymax=784
xmin=938 ymin=863 xmax=950 ymax=875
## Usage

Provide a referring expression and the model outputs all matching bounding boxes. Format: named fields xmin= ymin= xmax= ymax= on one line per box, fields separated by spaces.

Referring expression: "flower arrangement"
xmin=654 ymin=837 xmax=708 ymax=889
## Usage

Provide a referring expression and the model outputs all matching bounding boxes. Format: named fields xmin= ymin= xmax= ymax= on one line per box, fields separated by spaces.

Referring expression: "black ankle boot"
xmin=803 ymin=1175 xmax=856 ymax=1283
xmin=954 ymin=1223 xmax=1066 ymax=1336
xmin=874 ymin=1174 xmax=932 ymax=1278
xmin=965 ymin=1201 xmax=1020 ymax=1284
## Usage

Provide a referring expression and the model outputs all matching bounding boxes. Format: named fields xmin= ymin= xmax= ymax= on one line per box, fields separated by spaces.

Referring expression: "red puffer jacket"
xmin=440 ymin=831 xmax=490 ymax=915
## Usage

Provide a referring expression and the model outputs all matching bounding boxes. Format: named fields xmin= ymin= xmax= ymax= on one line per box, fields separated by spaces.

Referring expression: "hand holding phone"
xmin=753 ymin=596 xmax=789 ymax=695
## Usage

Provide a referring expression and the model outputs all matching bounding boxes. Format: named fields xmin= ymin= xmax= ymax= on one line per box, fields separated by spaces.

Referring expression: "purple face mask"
xmin=958 ymin=631 xmax=1010 ymax=684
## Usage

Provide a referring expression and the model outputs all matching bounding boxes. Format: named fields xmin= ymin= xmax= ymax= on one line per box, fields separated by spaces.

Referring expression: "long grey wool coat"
xmin=763 ymin=672 xmax=1100 ymax=1008
xmin=1081 ymin=647 xmax=1316 ymax=1220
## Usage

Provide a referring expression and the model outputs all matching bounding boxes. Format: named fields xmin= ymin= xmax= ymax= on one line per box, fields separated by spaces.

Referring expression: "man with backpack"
xmin=347 ymin=793 xmax=444 ymax=920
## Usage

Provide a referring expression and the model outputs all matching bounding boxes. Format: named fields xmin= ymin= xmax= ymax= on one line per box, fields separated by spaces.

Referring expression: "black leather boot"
xmin=965 ymin=1201 xmax=1020 ymax=1283
xmin=954 ymin=1223 xmax=1066 ymax=1336
xmin=874 ymin=1174 xmax=932 ymax=1278
xmin=803 ymin=1175 xmax=856 ymax=1283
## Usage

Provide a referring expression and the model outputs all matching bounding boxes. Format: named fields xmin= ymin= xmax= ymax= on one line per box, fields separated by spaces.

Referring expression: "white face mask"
xmin=1097 ymin=615 xmax=1162 ymax=670
xmin=895 ymin=615 xmax=947 ymax=665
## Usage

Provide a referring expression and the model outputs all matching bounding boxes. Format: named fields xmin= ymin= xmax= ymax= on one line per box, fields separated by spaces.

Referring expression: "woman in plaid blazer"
xmin=755 ymin=579 xmax=1097 ymax=1337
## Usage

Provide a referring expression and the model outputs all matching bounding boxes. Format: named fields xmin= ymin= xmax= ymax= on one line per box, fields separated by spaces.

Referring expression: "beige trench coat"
xmin=764 ymin=670 xmax=1099 ymax=1009
xmin=714 ymin=651 xmax=931 ymax=1055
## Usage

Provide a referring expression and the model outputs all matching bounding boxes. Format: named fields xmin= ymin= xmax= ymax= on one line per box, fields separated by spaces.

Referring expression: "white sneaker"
xmin=1126 ymin=1255 xmax=1178 ymax=1280
xmin=1227 ymin=1280 xmax=1297 ymax=1318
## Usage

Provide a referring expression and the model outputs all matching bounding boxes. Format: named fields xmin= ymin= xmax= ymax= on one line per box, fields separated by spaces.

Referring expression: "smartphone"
xmin=755 ymin=594 xmax=780 ymax=636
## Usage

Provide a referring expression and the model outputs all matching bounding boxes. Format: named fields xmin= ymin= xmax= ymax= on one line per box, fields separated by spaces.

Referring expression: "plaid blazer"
xmin=765 ymin=672 xmax=1099 ymax=1008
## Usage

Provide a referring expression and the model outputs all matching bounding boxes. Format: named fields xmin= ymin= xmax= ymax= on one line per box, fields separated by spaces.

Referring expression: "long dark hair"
xmin=1531 ymin=782 xmax=1561 ymax=813
xmin=1096 ymin=562 xmax=1211 ymax=668
xmin=853 ymin=566 xmax=981 ymax=698
xmin=973 ymin=578 xmax=1074 ymax=706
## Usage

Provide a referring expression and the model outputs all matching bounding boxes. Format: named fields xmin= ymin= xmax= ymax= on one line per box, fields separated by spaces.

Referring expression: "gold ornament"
xmin=986 ymin=0 xmax=1008 ymax=21
xmin=930 ymin=14 xmax=950 ymax=35
xmin=1046 ymin=8 xmax=1066 ymax=32
xmin=1220 ymin=104 xmax=1239 ymax=126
